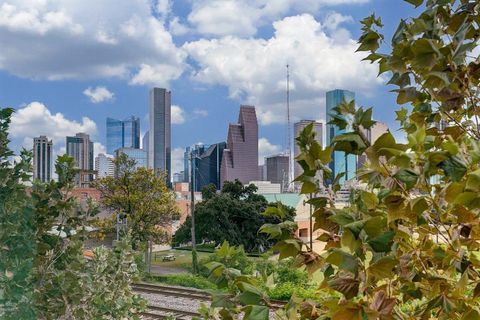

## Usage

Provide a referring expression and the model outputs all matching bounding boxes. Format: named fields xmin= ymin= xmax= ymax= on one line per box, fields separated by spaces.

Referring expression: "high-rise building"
xmin=33 ymin=135 xmax=53 ymax=182
xmin=149 ymin=88 xmax=171 ymax=184
xmin=66 ymin=133 xmax=94 ymax=187
xmin=266 ymin=154 xmax=290 ymax=192
xmin=183 ymin=144 xmax=206 ymax=185
xmin=106 ymin=116 xmax=140 ymax=154
xmin=220 ymin=106 xmax=259 ymax=186
xmin=173 ymin=172 xmax=185 ymax=183
xmin=358 ymin=121 xmax=389 ymax=169
xmin=326 ymin=89 xmax=357 ymax=184
xmin=142 ymin=131 xmax=149 ymax=164
xmin=95 ymin=153 xmax=115 ymax=178
xmin=183 ymin=146 xmax=191 ymax=183
xmin=115 ymin=147 xmax=147 ymax=170
xmin=195 ymin=142 xmax=226 ymax=191
xmin=293 ymin=120 xmax=323 ymax=181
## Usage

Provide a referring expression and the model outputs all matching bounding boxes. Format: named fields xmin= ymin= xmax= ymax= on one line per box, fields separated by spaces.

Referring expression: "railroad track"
xmin=141 ymin=305 xmax=201 ymax=319
xmin=133 ymin=282 xmax=286 ymax=310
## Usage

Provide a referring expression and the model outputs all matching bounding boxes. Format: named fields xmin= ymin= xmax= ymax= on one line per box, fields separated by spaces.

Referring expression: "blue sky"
xmin=0 ymin=0 xmax=417 ymax=174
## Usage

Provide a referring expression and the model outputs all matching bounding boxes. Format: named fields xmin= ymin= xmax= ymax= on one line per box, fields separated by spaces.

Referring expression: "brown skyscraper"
xmin=220 ymin=106 xmax=259 ymax=186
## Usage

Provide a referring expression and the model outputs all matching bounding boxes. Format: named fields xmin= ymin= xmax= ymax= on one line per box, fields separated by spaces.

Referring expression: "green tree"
xmin=172 ymin=180 xmax=295 ymax=252
xmin=93 ymin=153 xmax=178 ymax=249
xmin=201 ymin=1 xmax=480 ymax=319
xmin=0 ymin=108 xmax=144 ymax=319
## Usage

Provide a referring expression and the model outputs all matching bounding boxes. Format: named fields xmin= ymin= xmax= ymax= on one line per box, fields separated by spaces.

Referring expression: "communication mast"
xmin=286 ymin=64 xmax=293 ymax=192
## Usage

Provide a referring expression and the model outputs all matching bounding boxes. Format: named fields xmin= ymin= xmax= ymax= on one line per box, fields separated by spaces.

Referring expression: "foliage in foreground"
xmin=200 ymin=1 xmax=480 ymax=319
xmin=172 ymin=180 xmax=296 ymax=252
xmin=0 ymin=108 xmax=144 ymax=319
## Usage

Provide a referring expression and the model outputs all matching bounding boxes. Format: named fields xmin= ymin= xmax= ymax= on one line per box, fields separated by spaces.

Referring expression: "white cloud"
xmin=83 ymin=86 xmax=114 ymax=103
xmin=0 ymin=1 xmax=186 ymax=85
xmin=258 ymin=137 xmax=282 ymax=165
xmin=129 ymin=63 xmax=184 ymax=87
xmin=93 ymin=142 xmax=107 ymax=158
xmin=184 ymin=14 xmax=382 ymax=125
xmin=10 ymin=102 xmax=97 ymax=143
xmin=187 ymin=0 xmax=369 ymax=37
xmin=171 ymin=105 xmax=186 ymax=124
xmin=9 ymin=102 xmax=98 ymax=165
xmin=169 ymin=16 xmax=190 ymax=36
xmin=193 ymin=109 xmax=208 ymax=117
xmin=171 ymin=147 xmax=185 ymax=174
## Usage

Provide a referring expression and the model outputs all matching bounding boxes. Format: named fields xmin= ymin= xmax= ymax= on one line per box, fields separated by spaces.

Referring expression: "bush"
xmin=199 ymin=241 xmax=254 ymax=276
xmin=148 ymin=273 xmax=217 ymax=291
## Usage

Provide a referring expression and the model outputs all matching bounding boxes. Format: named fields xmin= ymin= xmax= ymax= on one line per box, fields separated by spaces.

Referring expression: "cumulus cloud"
xmin=184 ymin=14 xmax=382 ymax=125
xmin=9 ymin=102 xmax=98 ymax=163
xmin=93 ymin=142 xmax=108 ymax=157
xmin=0 ymin=1 xmax=186 ymax=84
xmin=83 ymin=86 xmax=114 ymax=103
xmin=258 ymin=137 xmax=282 ymax=165
xmin=171 ymin=147 xmax=185 ymax=174
xmin=171 ymin=105 xmax=186 ymax=124
xmin=187 ymin=0 xmax=369 ymax=37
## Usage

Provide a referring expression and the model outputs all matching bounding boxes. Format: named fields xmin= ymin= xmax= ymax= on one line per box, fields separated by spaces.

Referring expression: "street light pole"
xmin=190 ymin=153 xmax=198 ymax=274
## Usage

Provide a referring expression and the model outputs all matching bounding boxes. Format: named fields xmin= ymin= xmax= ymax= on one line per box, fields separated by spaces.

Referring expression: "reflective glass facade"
xmin=326 ymin=89 xmax=357 ymax=185
xmin=106 ymin=116 xmax=140 ymax=155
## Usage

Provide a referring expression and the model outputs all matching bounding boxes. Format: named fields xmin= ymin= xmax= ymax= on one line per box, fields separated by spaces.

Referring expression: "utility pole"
xmin=309 ymin=193 xmax=313 ymax=252
xmin=190 ymin=152 xmax=198 ymax=274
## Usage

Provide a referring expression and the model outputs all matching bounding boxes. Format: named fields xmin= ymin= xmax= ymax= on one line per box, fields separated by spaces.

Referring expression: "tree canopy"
xmin=172 ymin=180 xmax=295 ymax=252
xmin=93 ymin=153 xmax=178 ymax=248
xmin=0 ymin=108 xmax=144 ymax=319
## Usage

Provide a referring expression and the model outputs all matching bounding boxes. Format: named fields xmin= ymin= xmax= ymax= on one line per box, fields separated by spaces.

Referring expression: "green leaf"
xmin=466 ymin=169 xmax=480 ymax=192
xmin=394 ymin=169 xmax=419 ymax=189
xmin=404 ymin=0 xmax=423 ymax=7
xmin=439 ymin=155 xmax=468 ymax=182
xmin=326 ymin=249 xmax=359 ymax=274
xmin=368 ymin=231 xmax=395 ymax=252
xmin=242 ymin=305 xmax=269 ymax=320
xmin=368 ymin=256 xmax=397 ymax=281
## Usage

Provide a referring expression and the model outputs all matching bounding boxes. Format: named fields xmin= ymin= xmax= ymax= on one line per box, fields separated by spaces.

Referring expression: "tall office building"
xmin=266 ymin=154 xmax=290 ymax=192
xmin=326 ymin=89 xmax=357 ymax=184
xmin=142 ymin=131 xmax=149 ymax=164
xmin=106 ymin=116 xmax=140 ymax=154
xmin=194 ymin=142 xmax=226 ymax=192
xmin=220 ymin=106 xmax=259 ymax=186
xmin=33 ymin=136 xmax=53 ymax=182
xmin=95 ymin=153 xmax=115 ymax=178
xmin=115 ymin=147 xmax=148 ymax=170
xmin=149 ymin=88 xmax=171 ymax=184
xmin=66 ymin=133 xmax=94 ymax=187
xmin=183 ymin=144 xmax=206 ymax=185
xmin=357 ymin=121 xmax=388 ymax=169
xmin=293 ymin=120 xmax=323 ymax=180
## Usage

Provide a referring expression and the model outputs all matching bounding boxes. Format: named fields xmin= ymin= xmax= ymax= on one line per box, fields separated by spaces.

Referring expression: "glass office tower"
xmin=326 ymin=89 xmax=357 ymax=185
xmin=106 ymin=116 xmax=140 ymax=155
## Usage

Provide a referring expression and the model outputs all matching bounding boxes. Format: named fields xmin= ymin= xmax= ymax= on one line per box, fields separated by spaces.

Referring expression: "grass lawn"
xmin=151 ymin=249 xmax=212 ymax=270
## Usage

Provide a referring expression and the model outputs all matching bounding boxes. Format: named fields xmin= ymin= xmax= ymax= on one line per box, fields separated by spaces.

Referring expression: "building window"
xmin=299 ymin=228 xmax=308 ymax=238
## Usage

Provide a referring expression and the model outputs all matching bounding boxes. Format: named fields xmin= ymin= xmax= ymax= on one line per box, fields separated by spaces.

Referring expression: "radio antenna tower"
xmin=286 ymin=64 xmax=292 ymax=192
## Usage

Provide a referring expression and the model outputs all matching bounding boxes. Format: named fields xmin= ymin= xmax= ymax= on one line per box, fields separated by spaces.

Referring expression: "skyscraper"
xmin=115 ymin=147 xmax=147 ymax=170
xmin=220 ymin=106 xmax=259 ymax=186
xmin=33 ymin=136 xmax=53 ymax=183
xmin=266 ymin=154 xmax=290 ymax=192
xmin=95 ymin=153 xmax=115 ymax=178
xmin=194 ymin=142 xmax=226 ymax=191
xmin=149 ymin=88 xmax=171 ymax=184
xmin=106 ymin=116 xmax=140 ymax=154
xmin=66 ymin=133 xmax=94 ymax=187
xmin=326 ymin=89 xmax=356 ymax=184
xmin=293 ymin=120 xmax=323 ymax=181
xmin=357 ymin=121 xmax=388 ymax=169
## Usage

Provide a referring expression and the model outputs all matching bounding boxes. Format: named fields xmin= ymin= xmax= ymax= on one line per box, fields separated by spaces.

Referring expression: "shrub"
xmin=148 ymin=273 xmax=217 ymax=291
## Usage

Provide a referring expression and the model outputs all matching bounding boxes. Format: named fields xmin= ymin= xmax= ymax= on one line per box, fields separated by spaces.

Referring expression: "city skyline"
xmin=1 ymin=1 xmax=416 ymax=179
